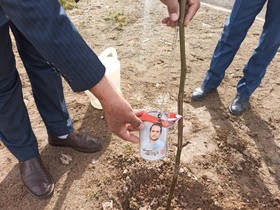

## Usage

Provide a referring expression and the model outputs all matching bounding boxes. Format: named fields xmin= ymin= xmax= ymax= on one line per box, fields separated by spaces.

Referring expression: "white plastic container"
xmin=84 ymin=47 xmax=121 ymax=109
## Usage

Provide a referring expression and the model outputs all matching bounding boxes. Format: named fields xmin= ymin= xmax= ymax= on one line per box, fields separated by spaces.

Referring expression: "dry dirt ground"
xmin=1 ymin=0 xmax=280 ymax=209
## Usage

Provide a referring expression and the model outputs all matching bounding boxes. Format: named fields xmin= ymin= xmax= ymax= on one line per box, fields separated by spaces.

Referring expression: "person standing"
xmin=191 ymin=0 xmax=280 ymax=115
xmin=0 ymin=0 xmax=200 ymax=199
xmin=0 ymin=1 xmax=144 ymax=199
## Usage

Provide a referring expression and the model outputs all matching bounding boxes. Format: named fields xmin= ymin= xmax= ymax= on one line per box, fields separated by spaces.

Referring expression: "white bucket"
xmin=84 ymin=47 xmax=121 ymax=109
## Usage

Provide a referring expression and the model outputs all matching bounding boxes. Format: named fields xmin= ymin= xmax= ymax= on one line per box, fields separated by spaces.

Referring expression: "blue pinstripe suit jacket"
xmin=0 ymin=0 xmax=105 ymax=92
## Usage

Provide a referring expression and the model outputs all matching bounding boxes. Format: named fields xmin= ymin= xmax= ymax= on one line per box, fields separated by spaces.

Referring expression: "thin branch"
xmin=166 ymin=0 xmax=187 ymax=209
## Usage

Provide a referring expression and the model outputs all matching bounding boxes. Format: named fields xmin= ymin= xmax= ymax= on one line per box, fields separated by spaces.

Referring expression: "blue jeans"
xmin=202 ymin=0 xmax=280 ymax=99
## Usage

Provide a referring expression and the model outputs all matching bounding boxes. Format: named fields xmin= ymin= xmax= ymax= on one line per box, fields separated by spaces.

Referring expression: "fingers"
xmin=169 ymin=12 xmax=179 ymax=22
xmin=117 ymin=109 xmax=147 ymax=142
xmin=184 ymin=0 xmax=200 ymax=27
xmin=118 ymin=128 xmax=140 ymax=143
xmin=134 ymin=109 xmax=147 ymax=117
xmin=162 ymin=17 xmax=178 ymax=28
xmin=161 ymin=0 xmax=200 ymax=28
xmin=127 ymin=109 xmax=146 ymax=130
xmin=107 ymin=109 xmax=146 ymax=142
xmin=165 ymin=0 xmax=180 ymax=21
xmin=127 ymin=123 xmax=142 ymax=131
xmin=160 ymin=0 xmax=179 ymax=27
xmin=129 ymin=114 xmax=144 ymax=130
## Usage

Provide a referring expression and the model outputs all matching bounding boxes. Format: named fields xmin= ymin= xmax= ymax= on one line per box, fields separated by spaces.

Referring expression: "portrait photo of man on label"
xmin=140 ymin=111 xmax=168 ymax=161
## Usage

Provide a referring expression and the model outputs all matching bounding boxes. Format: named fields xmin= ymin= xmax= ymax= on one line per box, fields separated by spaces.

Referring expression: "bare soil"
xmin=1 ymin=1 xmax=280 ymax=209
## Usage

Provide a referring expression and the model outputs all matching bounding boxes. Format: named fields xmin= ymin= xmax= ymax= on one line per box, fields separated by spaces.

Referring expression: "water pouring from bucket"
xmin=84 ymin=47 xmax=121 ymax=109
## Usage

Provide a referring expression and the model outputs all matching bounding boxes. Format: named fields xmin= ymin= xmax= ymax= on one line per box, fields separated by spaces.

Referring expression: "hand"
xmin=90 ymin=76 xmax=145 ymax=143
xmin=160 ymin=0 xmax=200 ymax=28
xmin=102 ymin=100 xmax=146 ymax=143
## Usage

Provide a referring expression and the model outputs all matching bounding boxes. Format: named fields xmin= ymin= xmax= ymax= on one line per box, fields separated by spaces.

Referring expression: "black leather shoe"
xmin=48 ymin=131 xmax=103 ymax=153
xmin=229 ymin=95 xmax=249 ymax=115
xmin=20 ymin=157 xmax=54 ymax=199
xmin=191 ymin=87 xmax=216 ymax=100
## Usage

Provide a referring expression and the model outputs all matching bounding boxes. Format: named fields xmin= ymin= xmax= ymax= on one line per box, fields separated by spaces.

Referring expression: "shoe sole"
xmin=25 ymin=184 xmax=54 ymax=199
xmin=48 ymin=142 xmax=102 ymax=153
xmin=191 ymin=95 xmax=207 ymax=101
xmin=228 ymin=104 xmax=245 ymax=116
xmin=191 ymin=89 xmax=217 ymax=101
xmin=228 ymin=105 xmax=239 ymax=116
xmin=24 ymin=174 xmax=55 ymax=199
